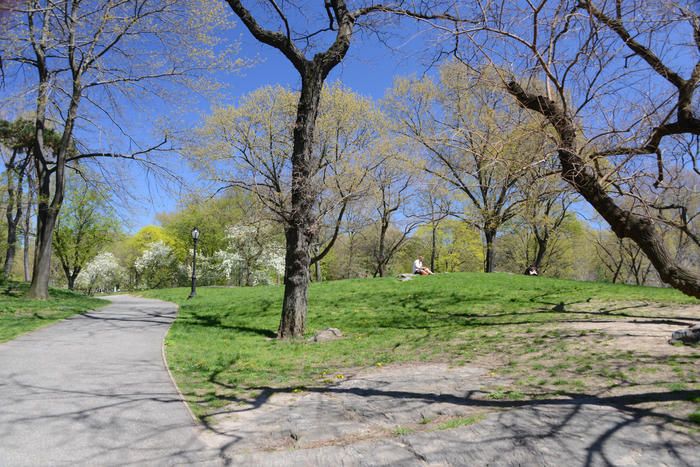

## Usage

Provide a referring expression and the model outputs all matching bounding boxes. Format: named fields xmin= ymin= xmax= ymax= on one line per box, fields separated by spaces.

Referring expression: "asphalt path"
xmin=0 ymin=295 xmax=220 ymax=466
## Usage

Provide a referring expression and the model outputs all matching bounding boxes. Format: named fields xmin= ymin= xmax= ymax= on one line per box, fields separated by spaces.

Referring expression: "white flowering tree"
xmin=181 ymin=249 xmax=243 ymax=286
xmin=75 ymin=252 xmax=126 ymax=295
xmin=134 ymin=241 xmax=182 ymax=289
xmin=224 ymin=224 xmax=285 ymax=286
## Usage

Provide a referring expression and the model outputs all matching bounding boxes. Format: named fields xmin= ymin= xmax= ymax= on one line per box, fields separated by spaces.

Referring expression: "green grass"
xmin=143 ymin=272 xmax=699 ymax=418
xmin=0 ymin=282 xmax=108 ymax=343
xmin=690 ymin=397 xmax=700 ymax=425
xmin=690 ymin=409 xmax=700 ymax=424
xmin=436 ymin=414 xmax=487 ymax=430
xmin=393 ymin=426 xmax=415 ymax=436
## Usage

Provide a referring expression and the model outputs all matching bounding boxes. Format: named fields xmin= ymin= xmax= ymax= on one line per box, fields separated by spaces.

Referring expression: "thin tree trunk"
xmin=611 ymin=263 xmax=621 ymax=283
xmin=3 ymin=185 xmax=19 ymax=279
xmin=23 ymin=180 xmax=33 ymax=282
xmin=430 ymin=223 xmax=437 ymax=272
xmin=346 ymin=233 xmax=355 ymax=279
xmin=375 ymin=218 xmax=389 ymax=277
xmin=4 ymin=230 xmax=17 ymax=279
xmin=314 ymin=258 xmax=322 ymax=282
xmin=3 ymin=152 xmax=24 ymax=280
xmin=484 ymin=229 xmax=497 ymax=273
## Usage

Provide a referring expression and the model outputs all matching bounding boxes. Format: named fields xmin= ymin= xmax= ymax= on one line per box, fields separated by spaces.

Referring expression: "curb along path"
xmin=0 ymin=295 xmax=220 ymax=466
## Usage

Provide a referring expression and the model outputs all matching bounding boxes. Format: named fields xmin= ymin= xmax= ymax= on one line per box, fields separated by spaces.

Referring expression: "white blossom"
xmin=76 ymin=252 xmax=125 ymax=293
xmin=134 ymin=241 xmax=179 ymax=289
xmin=134 ymin=241 xmax=174 ymax=273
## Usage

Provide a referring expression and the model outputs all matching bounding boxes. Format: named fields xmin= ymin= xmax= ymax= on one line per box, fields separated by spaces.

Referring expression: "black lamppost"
xmin=188 ymin=227 xmax=200 ymax=299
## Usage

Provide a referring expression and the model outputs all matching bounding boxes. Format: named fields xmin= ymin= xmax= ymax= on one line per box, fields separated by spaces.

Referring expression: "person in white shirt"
xmin=412 ymin=256 xmax=433 ymax=275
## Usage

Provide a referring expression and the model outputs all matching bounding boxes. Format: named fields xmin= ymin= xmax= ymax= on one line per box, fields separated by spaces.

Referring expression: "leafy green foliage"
xmin=52 ymin=177 xmax=120 ymax=287
xmin=157 ymin=193 xmax=250 ymax=258
xmin=414 ymin=220 xmax=484 ymax=273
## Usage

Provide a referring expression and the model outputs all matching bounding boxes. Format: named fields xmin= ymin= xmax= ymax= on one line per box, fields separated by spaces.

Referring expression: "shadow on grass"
xmin=381 ymin=297 xmax=699 ymax=331
xmin=185 ymin=312 xmax=276 ymax=338
xmin=1 ymin=282 xmax=26 ymax=298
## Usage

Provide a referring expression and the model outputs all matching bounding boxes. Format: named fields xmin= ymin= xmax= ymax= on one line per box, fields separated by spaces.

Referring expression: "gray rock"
xmin=309 ymin=327 xmax=343 ymax=342
xmin=669 ymin=324 xmax=700 ymax=345
xmin=398 ymin=273 xmax=414 ymax=281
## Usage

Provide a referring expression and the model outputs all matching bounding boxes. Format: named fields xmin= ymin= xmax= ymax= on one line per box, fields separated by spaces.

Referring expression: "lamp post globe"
xmin=188 ymin=227 xmax=199 ymax=299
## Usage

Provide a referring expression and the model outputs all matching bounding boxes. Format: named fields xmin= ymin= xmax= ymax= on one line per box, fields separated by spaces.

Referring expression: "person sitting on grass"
xmin=524 ymin=264 xmax=539 ymax=276
xmin=413 ymin=256 xmax=434 ymax=275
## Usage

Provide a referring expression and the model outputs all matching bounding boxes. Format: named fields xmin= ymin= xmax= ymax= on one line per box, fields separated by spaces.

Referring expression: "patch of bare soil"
xmin=562 ymin=312 xmax=698 ymax=355
xmin=199 ymin=302 xmax=699 ymax=465
xmin=199 ymin=363 xmax=504 ymax=452
xmin=200 ymin=361 xmax=698 ymax=466
xmin=538 ymin=299 xmax=700 ymax=322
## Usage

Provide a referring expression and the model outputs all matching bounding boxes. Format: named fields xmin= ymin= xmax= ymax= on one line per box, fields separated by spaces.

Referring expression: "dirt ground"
xmin=199 ymin=304 xmax=699 ymax=465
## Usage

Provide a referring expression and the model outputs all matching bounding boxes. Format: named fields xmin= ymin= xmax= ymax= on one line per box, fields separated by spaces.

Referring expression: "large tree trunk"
xmin=28 ymin=212 xmax=57 ymax=298
xmin=225 ymin=0 xmax=357 ymax=337
xmin=277 ymin=68 xmax=325 ymax=339
xmin=508 ymin=81 xmax=700 ymax=298
xmin=27 ymin=165 xmax=60 ymax=299
xmin=279 ymin=225 xmax=311 ymax=338
xmin=68 ymin=266 xmax=80 ymax=290
xmin=484 ymin=228 xmax=497 ymax=273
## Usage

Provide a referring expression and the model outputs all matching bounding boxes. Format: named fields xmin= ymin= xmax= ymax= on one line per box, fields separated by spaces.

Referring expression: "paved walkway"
xmin=0 ymin=295 xmax=218 ymax=466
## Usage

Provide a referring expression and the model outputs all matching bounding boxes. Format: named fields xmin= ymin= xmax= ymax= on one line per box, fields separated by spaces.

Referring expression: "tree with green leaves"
xmin=366 ymin=149 xmax=418 ymax=277
xmin=0 ymin=119 xmax=34 ymax=279
xmin=52 ymin=178 xmax=119 ymax=290
xmin=192 ymin=82 xmax=384 ymax=336
xmin=449 ymin=0 xmax=700 ymax=298
xmin=158 ymin=192 xmax=250 ymax=259
xmin=385 ymin=63 xmax=544 ymax=273
xmin=1 ymin=0 xmax=238 ymax=298
xmin=415 ymin=219 xmax=483 ymax=273
xmin=415 ymin=178 xmax=453 ymax=272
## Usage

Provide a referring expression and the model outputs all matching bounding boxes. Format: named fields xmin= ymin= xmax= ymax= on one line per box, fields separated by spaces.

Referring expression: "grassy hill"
xmin=144 ymin=272 xmax=699 ymax=419
xmin=0 ymin=282 xmax=108 ymax=343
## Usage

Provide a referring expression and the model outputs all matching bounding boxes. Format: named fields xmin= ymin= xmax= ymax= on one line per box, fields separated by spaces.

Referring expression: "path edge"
xmin=159 ymin=301 xmax=201 ymax=426
xmin=0 ymin=297 xmax=110 ymax=346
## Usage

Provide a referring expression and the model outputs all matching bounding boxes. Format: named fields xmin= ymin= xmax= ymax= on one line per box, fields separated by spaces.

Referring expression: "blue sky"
xmin=120 ymin=16 xmax=444 ymax=231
